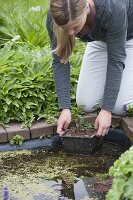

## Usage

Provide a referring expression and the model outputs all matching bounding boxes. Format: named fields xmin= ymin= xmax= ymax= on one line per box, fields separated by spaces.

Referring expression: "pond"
xmin=0 ymin=143 xmax=123 ymax=200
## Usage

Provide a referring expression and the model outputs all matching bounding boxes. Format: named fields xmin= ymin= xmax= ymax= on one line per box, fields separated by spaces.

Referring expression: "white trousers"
xmin=76 ymin=39 xmax=133 ymax=115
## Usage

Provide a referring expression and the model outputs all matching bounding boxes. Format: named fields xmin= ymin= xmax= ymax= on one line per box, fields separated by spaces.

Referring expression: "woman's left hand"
xmin=95 ymin=109 xmax=112 ymax=136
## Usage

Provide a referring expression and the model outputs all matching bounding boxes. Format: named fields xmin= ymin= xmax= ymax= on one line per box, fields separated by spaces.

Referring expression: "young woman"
xmin=46 ymin=0 xmax=133 ymax=136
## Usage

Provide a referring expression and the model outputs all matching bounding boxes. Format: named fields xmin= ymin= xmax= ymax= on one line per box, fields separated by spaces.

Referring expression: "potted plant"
xmin=60 ymin=113 xmax=103 ymax=155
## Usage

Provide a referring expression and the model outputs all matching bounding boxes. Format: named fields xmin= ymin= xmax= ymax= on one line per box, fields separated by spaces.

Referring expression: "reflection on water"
xmin=0 ymin=144 xmax=122 ymax=200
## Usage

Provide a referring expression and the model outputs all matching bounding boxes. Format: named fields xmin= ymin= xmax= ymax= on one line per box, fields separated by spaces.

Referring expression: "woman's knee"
xmin=113 ymin=100 xmax=133 ymax=116
xmin=76 ymin=95 xmax=99 ymax=112
xmin=113 ymin=105 xmax=125 ymax=116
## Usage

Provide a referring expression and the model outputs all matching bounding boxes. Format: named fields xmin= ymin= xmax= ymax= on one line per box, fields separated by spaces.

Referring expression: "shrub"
xmin=0 ymin=6 xmax=49 ymax=47
xmin=106 ymin=145 xmax=133 ymax=200
xmin=0 ymin=41 xmax=58 ymax=126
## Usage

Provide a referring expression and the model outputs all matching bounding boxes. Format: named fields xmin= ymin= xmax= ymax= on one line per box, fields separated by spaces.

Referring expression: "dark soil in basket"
xmin=65 ymin=126 xmax=97 ymax=137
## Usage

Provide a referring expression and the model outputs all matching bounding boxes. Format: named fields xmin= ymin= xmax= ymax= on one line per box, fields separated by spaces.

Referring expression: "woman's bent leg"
xmin=113 ymin=39 xmax=133 ymax=115
xmin=76 ymin=41 xmax=107 ymax=112
xmin=76 ymin=39 xmax=133 ymax=116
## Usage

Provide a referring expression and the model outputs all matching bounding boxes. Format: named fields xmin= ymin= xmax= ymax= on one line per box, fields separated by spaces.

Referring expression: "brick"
xmin=5 ymin=122 xmax=30 ymax=141
xmin=0 ymin=125 xmax=8 ymax=143
xmin=112 ymin=114 xmax=122 ymax=127
xmin=30 ymin=120 xmax=54 ymax=139
xmin=121 ymin=117 xmax=133 ymax=141
xmin=53 ymin=121 xmax=76 ymax=134
xmin=53 ymin=123 xmax=57 ymax=134
xmin=81 ymin=113 xmax=122 ymax=127
xmin=81 ymin=112 xmax=97 ymax=123
xmin=52 ymin=112 xmax=121 ymax=133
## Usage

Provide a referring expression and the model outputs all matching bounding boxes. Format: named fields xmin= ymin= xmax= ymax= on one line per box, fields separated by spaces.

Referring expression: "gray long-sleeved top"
xmin=46 ymin=0 xmax=133 ymax=112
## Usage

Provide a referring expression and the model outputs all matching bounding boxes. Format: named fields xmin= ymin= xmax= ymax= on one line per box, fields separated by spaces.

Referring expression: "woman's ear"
xmin=85 ymin=2 xmax=90 ymax=14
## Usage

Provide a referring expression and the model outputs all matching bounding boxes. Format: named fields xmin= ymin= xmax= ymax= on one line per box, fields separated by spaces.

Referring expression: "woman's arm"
xmin=101 ymin=3 xmax=127 ymax=112
xmin=95 ymin=2 xmax=127 ymax=136
xmin=46 ymin=10 xmax=71 ymax=110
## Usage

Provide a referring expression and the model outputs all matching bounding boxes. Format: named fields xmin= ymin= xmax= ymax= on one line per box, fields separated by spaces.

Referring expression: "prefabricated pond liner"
xmin=0 ymin=128 xmax=131 ymax=153
xmin=0 ymin=134 xmax=62 ymax=152
xmin=103 ymin=128 xmax=132 ymax=151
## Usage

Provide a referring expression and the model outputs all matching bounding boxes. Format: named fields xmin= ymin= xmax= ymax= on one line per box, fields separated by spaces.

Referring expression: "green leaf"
xmin=106 ymin=146 xmax=133 ymax=200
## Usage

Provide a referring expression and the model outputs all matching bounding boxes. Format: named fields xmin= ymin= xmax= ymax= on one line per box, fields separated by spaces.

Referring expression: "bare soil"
xmin=64 ymin=126 xmax=97 ymax=137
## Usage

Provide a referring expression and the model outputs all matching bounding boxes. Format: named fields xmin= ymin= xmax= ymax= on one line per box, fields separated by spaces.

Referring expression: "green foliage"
xmin=0 ymin=38 xmax=85 ymax=126
xmin=0 ymin=40 xmax=85 ymax=127
xmin=127 ymin=105 xmax=133 ymax=117
xmin=10 ymin=134 xmax=24 ymax=145
xmin=0 ymin=6 xmax=49 ymax=47
xmin=0 ymin=0 xmax=49 ymax=12
xmin=0 ymin=41 xmax=58 ymax=126
xmin=71 ymin=106 xmax=95 ymax=130
xmin=106 ymin=146 xmax=133 ymax=200
xmin=78 ymin=119 xmax=94 ymax=128
xmin=71 ymin=106 xmax=85 ymax=122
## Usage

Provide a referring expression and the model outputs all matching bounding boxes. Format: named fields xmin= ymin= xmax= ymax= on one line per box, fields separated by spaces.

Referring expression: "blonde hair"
xmin=50 ymin=0 xmax=86 ymax=63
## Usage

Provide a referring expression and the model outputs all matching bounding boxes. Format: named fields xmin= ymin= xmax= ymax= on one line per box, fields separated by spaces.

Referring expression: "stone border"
xmin=0 ymin=112 xmax=133 ymax=144
xmin=121 ymin=117 xmax=133 ymax=141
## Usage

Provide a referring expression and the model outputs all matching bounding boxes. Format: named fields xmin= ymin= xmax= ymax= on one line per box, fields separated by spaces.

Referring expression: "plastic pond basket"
xmin=60 ymin=134 xmax=103 ymax=155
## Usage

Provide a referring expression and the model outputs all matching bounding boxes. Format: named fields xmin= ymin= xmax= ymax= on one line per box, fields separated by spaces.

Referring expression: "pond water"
xmin=0 ymin=143 xmax=123 ymax=200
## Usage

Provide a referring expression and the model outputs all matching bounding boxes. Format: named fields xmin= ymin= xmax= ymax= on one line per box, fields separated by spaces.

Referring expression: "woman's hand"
xmin=95 ymin=109 xmax=112 ymax=136
xmin=57 ymin=109 xmax=71 ymax=135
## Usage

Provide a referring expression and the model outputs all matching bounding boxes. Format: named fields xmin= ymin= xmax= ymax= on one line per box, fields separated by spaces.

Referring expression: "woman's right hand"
xmin=57 ymin=109 xmax=71 ymax=135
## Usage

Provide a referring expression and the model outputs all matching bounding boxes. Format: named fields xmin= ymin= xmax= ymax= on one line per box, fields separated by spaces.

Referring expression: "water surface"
xmin=0 ymin=144 xmax=122 ymax=200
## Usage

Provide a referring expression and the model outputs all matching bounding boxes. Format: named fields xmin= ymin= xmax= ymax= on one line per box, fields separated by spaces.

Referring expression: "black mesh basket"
xmin=60 ymin=134 xmax=103 ymax=155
